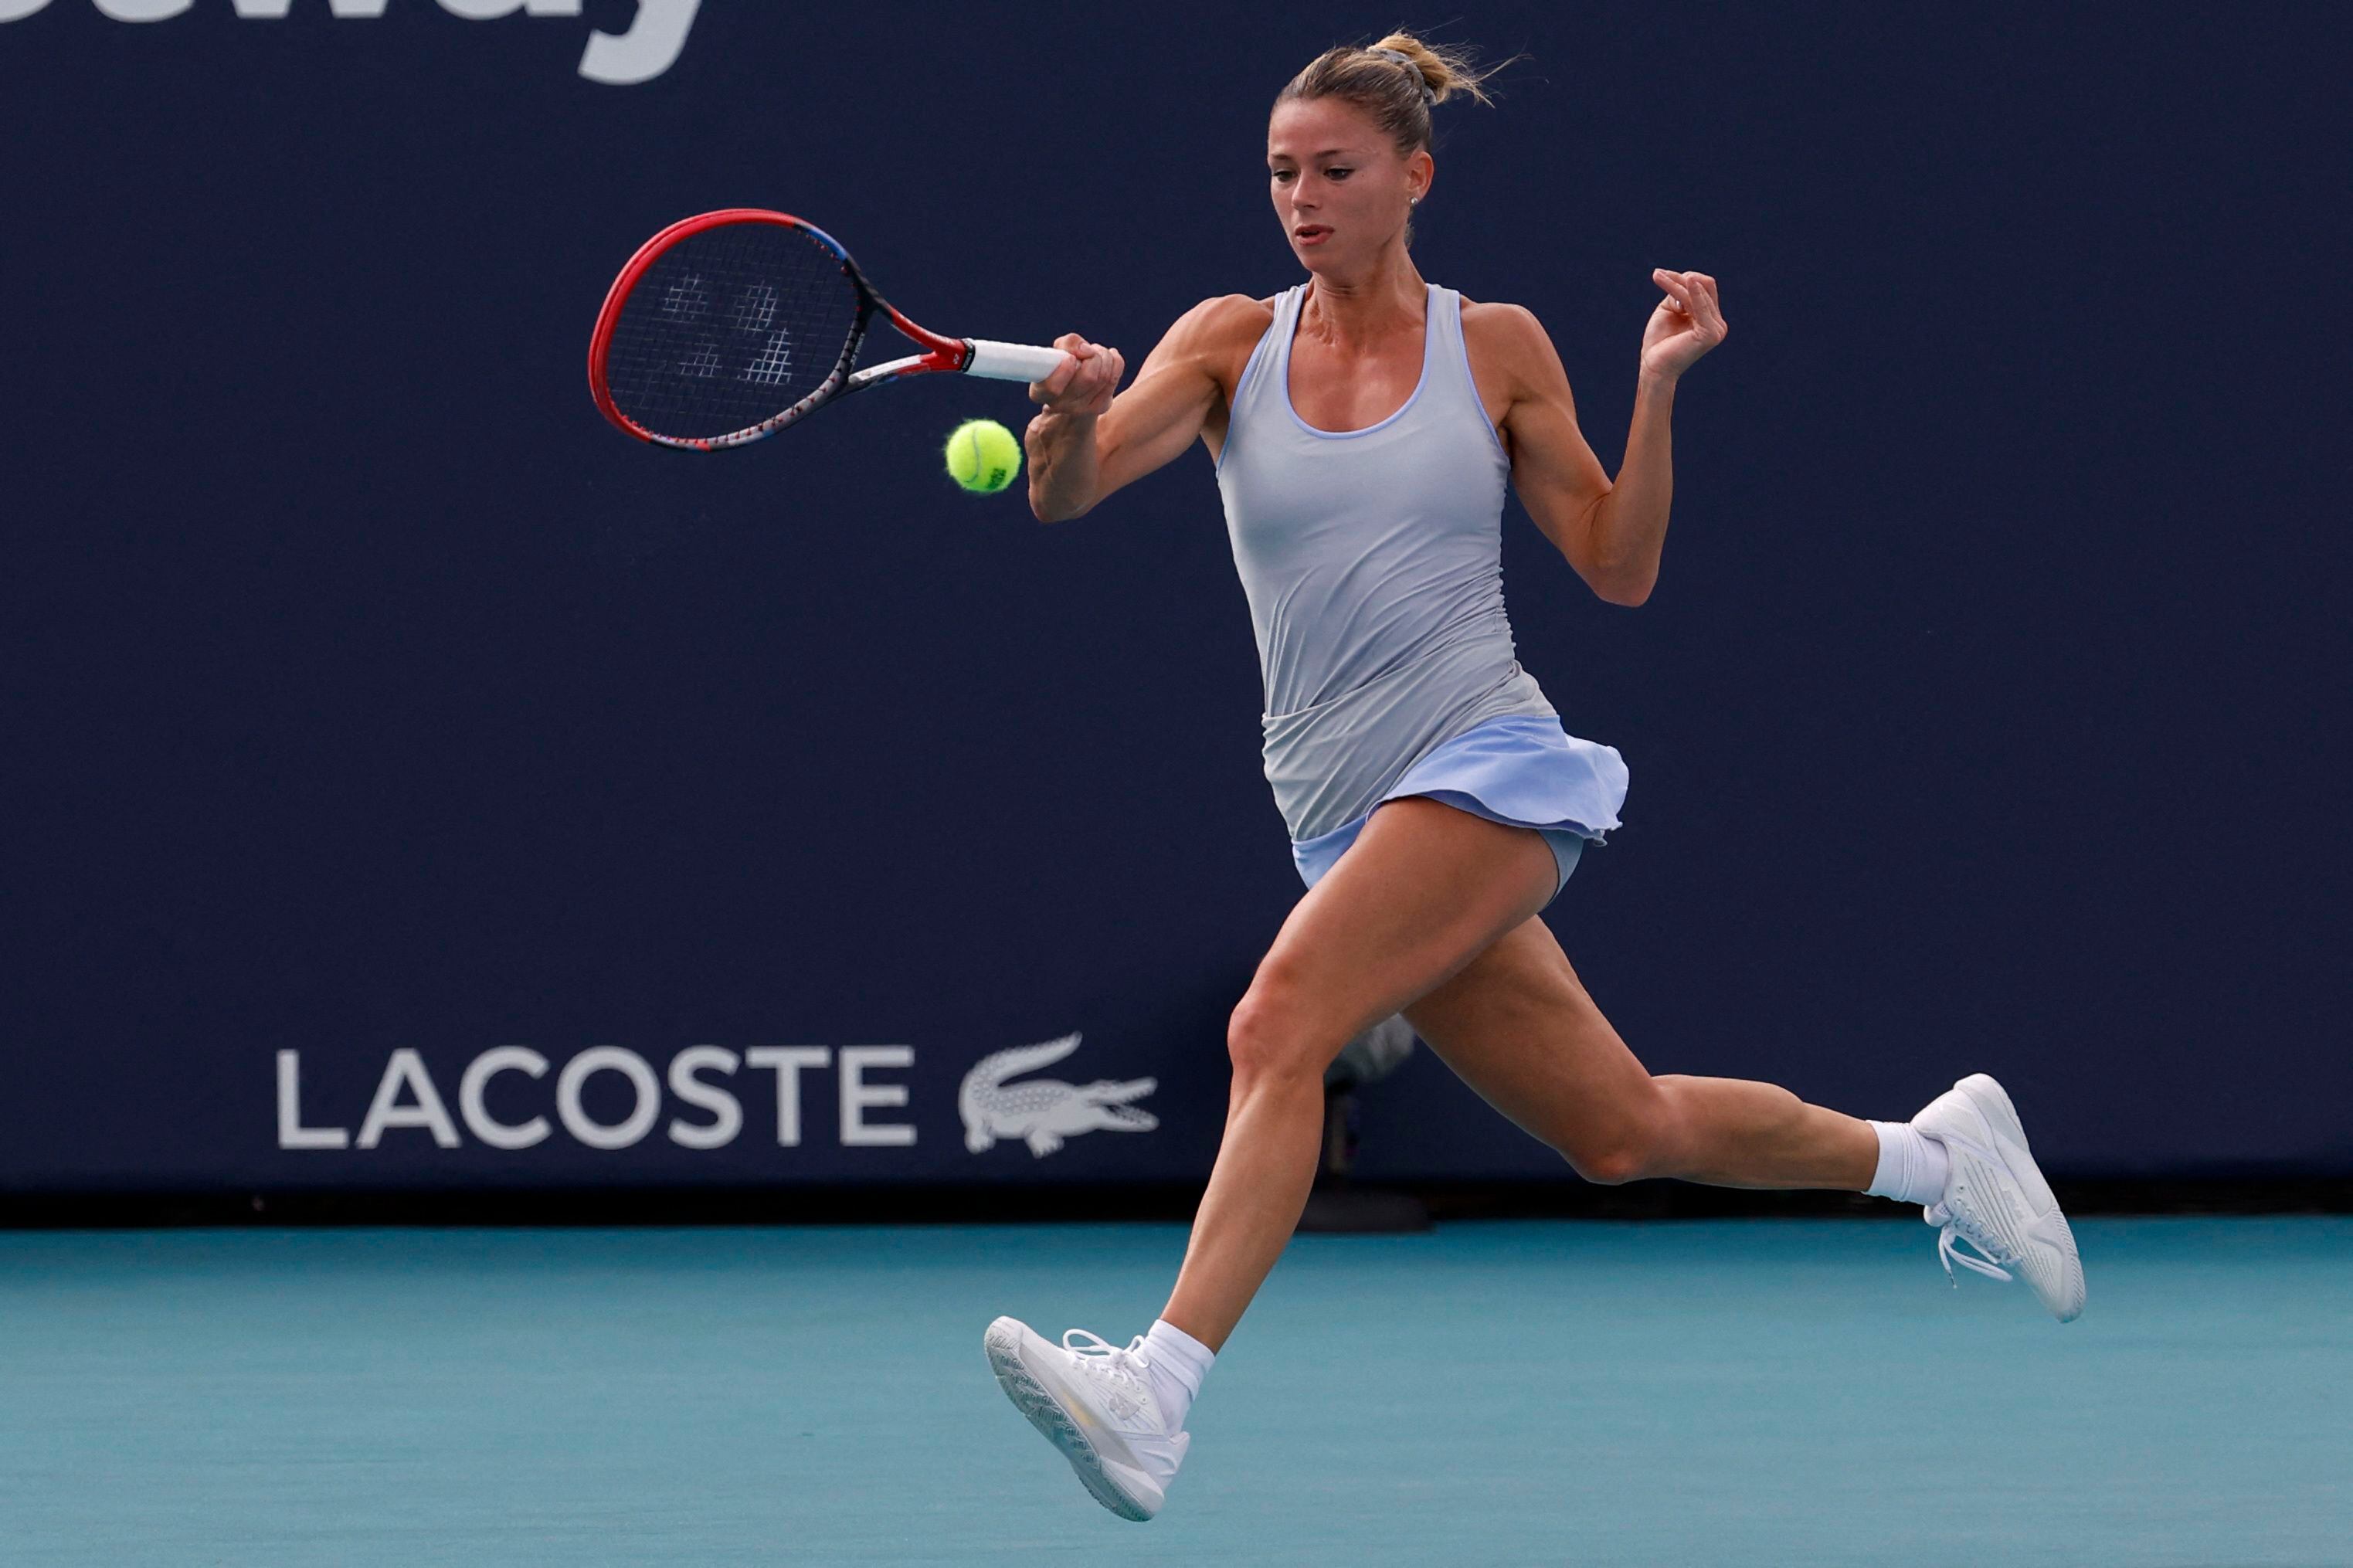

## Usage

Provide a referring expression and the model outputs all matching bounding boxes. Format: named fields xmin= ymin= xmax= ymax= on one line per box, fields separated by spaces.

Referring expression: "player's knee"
xmin=1563 ymin=1142 xmax=1649 ymax=1186
xmin=1225 ymin=981 xmax=1336 ymax=1086
xmin=1560 ymin=1083 xmax=1685 ymax=1186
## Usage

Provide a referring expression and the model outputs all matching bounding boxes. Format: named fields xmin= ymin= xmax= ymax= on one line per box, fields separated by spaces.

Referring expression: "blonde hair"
xmin=1275 ymin=31 xmax=1506 ymax=161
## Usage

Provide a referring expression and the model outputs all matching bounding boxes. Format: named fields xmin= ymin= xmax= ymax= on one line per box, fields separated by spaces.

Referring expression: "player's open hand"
xmin=1639 ymin=270 xmax=1727 ymax=382
xmin=1030 ymin=333 xmax=1124 ymax=419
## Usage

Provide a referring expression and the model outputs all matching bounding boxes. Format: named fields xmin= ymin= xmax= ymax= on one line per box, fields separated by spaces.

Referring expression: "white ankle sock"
xmin=1142 ymin=1319 xmax=1214 ymax=1431
xmin=1866 ymin=1119 xmax=1951 ymax=1207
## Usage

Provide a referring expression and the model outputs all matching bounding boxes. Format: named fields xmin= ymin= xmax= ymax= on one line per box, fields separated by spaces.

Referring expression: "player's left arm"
xmin=1480 ymin=271 xmax=1727 ymax=609
xmin=1471 ymin=304 xmax=1630 ymax=604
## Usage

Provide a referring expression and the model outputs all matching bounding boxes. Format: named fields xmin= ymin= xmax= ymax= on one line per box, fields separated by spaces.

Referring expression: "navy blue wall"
xmin=4 ymin=2 xmax=2346 ymax=1192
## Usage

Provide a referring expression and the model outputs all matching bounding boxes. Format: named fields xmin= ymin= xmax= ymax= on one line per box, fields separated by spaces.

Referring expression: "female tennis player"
xmin=983 ymin=33 xmax=2086 ymax=1522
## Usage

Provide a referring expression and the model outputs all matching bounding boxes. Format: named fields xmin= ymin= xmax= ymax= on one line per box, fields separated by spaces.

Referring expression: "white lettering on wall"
xmin=743 ymin=1047 xmax=830 ymax=1147
xmin=840 ymin=1046 xmax=917 ymax=1148
xmin=357 ymin=1048 xmax=463 ymax=1149
xmin=273 ymin=1043 xmax=952 ymax=1153
xmin=229 ymin=2 xmax=391 ymax=16
xmin=2 ymin=0 xmax=703 ymax=84
xmin=666 ymin=1045 xmax=742 ymax=1150
xmin=459 ymin=1045 xmax=551 ymax=1149
xmin=276 ymin=1049 xmax=350 ymax=1149
xmin=438 ymin=0 xmax=578 ymax=18
xmin=555 ymin=1046 xmax=661 ymax=1150
xmin=579 ymin=0 xmax=698 ymax=87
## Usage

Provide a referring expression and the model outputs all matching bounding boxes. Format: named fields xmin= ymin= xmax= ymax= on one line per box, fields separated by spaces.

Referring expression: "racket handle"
xmin=964 ymin=339 xmax=1072 ymax=383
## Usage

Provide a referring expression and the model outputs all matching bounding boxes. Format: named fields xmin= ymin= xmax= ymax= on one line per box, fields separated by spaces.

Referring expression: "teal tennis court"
xmin=5 ymin=1218 xmax=2342 ymax=1564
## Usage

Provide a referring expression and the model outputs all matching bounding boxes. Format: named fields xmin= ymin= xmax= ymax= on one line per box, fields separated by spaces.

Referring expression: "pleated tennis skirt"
xmin=1289 ymin=714 xmax=1627 ymax=907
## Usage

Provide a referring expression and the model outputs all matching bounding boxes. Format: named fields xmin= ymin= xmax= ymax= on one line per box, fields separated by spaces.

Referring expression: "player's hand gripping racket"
xmin=588 ymin=209 xmax=1070 ymax=452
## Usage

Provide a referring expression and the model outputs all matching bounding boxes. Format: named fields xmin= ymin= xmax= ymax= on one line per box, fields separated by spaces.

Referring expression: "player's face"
xmin=1268 ymin=98 xmax=1430 ymax=273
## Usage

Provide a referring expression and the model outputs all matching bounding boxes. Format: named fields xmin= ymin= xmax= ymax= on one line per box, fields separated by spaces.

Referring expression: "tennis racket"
xmin=587 ymin=209 xmax=1071 ymax=453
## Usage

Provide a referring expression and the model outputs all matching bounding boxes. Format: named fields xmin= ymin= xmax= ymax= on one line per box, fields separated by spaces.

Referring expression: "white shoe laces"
xmin=1062 ymin=1329 xmax=1149 ymax=1378
xmin=1060 ymin=1329 xmax=1165 ymax=1430
xmin=1059 ymin=1328 xmax=1187 ymax=1481
xmin=1925 ymin=1199 xmax=2017 ymax=1286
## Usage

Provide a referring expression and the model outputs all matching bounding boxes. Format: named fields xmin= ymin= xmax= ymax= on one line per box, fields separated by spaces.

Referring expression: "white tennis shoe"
xmin=1913 ymin=1073 xmax=2086 ymax=1322
xmin=983 ymin=1316 xmax=1190 ymax=1522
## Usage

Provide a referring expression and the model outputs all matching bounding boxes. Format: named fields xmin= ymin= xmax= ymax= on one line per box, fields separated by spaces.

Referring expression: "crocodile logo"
xmin=959 ymin=1033 xmax=1157 ymax=1158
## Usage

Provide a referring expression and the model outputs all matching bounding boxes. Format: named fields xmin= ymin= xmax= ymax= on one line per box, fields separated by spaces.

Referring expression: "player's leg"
xmin=1157 ymin=798 xmax=1560 ymax=1350
xmin=986 ymin=799 xmax=1557 ymax=1520
xmin=1399 ymin=916 xmax=1876 ymax=1189
xmin=1404 ymin=918 xmax=2086 ymax=1319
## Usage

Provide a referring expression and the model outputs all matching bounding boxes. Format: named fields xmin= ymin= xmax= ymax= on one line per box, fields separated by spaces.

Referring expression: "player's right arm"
xmin=1024 ymin=295 xmax=1267 ymax=523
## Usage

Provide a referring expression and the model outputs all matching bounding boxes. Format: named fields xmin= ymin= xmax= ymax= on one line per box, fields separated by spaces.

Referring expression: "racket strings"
xmin=603 ymin=222 xmax=864 ymax=442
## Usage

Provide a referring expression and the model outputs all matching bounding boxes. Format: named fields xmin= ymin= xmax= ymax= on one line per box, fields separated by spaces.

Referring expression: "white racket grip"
xmin=964 ymin=338 xmax=1072 ymax=383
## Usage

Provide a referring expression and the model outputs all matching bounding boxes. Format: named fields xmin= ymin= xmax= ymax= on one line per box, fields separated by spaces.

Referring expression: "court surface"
xmin=2 ymin=1217 xmax=2344 ymax=1565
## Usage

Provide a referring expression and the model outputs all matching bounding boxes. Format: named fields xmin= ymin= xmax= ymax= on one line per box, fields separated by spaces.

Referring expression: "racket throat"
xmin=851 ymin=349 xmax=960 ymax=391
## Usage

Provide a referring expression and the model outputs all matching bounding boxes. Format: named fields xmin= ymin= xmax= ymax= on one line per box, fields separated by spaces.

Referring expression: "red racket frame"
xmin=587 ymin=209 xmax=978 ymax=452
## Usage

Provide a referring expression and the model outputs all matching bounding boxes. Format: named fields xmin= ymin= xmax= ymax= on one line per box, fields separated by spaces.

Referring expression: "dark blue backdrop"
xmin=4 ymin=2 xmax=2346 ymax=1193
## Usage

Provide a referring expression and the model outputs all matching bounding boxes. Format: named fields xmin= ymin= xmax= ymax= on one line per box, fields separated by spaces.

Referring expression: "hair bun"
xmin=1361 ymin=33 xmax=1506 ymax=109
xmin=1363 ymin=46 xmax=1435 ymax=104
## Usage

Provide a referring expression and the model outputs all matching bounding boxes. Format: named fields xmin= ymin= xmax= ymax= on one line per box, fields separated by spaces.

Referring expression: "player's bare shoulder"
xmin=1149 ymin=295 xmax=1272 ymax=455
xmin=1153 ymin=294 xmax=1273 ymax=403
xmin=1455 ymin=297 xmax=1568 ymax=443
xmin=1458 ymin=297 xmax=1564 ymax=394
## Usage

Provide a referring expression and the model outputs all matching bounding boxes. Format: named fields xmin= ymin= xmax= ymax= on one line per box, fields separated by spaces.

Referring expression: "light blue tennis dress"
xmin=1216 ymin=281 xmax=1629 ymax=904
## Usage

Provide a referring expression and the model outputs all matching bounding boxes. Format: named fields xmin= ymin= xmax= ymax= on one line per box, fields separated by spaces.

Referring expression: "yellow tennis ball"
xmin=944 ymin=418 xmax=1021 ymax=494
